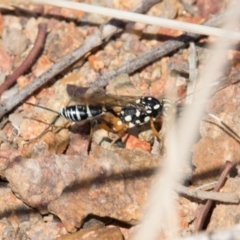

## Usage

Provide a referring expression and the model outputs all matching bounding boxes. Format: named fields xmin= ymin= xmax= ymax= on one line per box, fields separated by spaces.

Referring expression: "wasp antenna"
xmin=25 ymin=102 xmax=59 ymax=115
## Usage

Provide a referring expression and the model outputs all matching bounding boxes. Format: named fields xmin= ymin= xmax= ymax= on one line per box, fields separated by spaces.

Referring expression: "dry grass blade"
xmin=32 ymin=0 xmax=240 ymax=40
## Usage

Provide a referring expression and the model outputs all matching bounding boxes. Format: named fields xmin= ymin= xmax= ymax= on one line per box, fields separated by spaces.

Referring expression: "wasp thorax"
xmin=118 ymin=96 xmax=165 ymax=127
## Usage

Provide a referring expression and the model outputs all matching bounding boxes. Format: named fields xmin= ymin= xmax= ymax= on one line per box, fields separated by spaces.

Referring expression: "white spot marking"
xmin=135 ymin=120 xmax=141 ymax=124
xmin=144 ymin=116 xmax=150 ymax=122
xmin=86 ymin=105 xmax=92 ymax=117
xmin=129 ymin=122 xmax=135 ymax=128
xmin=124 ymin=115 xmax=132 ymax=122
xmin=140 ymin=97 xmax=146 ymax=104
xmin=70 ymin=108 xmax=75 ymax=120
xmin=148 ymin=97 xmax=152 ymax=100
xmin=135 ymin=109 xmax=140 ymax=117
xmin=135 ymin=99 xmax=140 ymax=103
xmin=75 ymin=106 xmax=81 ymax=120
xmin=117 ymin=120 xmax=122 ymax=125
xmin=65 ymin=109 xmax=70 ymax=119
xmin=146 ymin=110 xmax=152 ymax=114
xmin=154 ymin=104 xmax=160 ymax=109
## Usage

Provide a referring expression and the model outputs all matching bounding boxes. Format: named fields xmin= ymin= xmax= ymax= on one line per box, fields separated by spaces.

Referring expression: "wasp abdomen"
xmin=60 ymin=105 xmax=103 ymax=122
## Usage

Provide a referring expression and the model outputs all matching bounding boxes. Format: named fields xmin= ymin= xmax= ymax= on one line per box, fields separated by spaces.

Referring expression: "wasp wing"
xmin=66 ymin=84 xmax=140 ymax=108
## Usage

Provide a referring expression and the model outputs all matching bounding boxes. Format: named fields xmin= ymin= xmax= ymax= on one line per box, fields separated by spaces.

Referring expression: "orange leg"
xmin=98 ymin=113 xmax=129 ymax=146
xmin=109 ymin=127 xmax=128 ymax=147
xmin=150 ymin=117 xmax=163 ymax=139
xmin=87 ymin=120 xmax=98 ymax=154
xmin=150 ymin=117 xmax=166 ymax=152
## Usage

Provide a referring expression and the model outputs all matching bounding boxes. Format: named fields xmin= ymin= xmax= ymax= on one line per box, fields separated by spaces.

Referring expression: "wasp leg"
xmin=97 ymin=121 xmax=115 ymax=133
xmin=87 ymin=120 xmax=98 ymax=154
xmin=110 ymin=127 xmax=128 ymax=147
xmin=98 ymin=113 xmax=128 ymax=148
xmin=150 ymin=118 xmax=166 ymax=152
xmin=98 ymin=120 xmax=128 ymax=147
xmin=26 ymin=114 xmax=69 ymax=144
xmin=104 ymin=116 xmax=128 ymax=147
xmin=114 ymin=138 xmax=125 ymax=148
xmin=150 ymin=118 xmax=163 ymax=139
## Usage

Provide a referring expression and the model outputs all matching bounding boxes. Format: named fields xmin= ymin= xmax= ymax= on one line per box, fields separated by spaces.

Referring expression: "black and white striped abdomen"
xmin=60 ymin=105 xmax=103 ymax=122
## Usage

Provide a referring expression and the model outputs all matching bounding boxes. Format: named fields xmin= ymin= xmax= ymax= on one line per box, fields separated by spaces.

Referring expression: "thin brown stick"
xmin=194 ymin=161 xmax=234 ymax=233
xmin=0 ymin=23 xmax=47 ymax=95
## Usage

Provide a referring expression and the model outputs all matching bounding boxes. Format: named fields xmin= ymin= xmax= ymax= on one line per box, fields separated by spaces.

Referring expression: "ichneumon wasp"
xmin=25 ymin=85 xmax=172 ymax=154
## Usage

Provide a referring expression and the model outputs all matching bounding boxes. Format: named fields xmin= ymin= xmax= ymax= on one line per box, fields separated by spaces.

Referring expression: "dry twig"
xmin=194 ymin=161 xmax=234 ymax=233
xmin=176 ymin=183 xmax=239 ymax=204
xmin=0 ymin=23 xmax=47 ymax=95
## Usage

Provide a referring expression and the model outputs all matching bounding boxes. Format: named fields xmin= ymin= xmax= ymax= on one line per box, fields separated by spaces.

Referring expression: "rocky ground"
xmin=0 ymin=0 xmax=239 ymax=239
